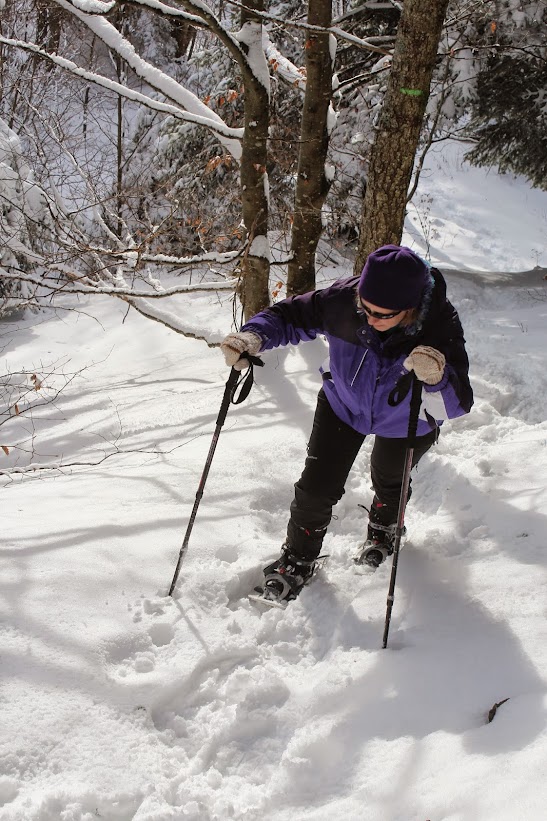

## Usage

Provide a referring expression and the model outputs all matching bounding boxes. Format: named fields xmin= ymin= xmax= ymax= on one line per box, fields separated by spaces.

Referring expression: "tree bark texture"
xmin=238 ymin=1 xmax=271 ymax=321
xmin=354 ymin=0 xmax=450 ymax=273
xmin=287 ymin=0 xmax=333 ymax=297
xmin=171 ymin=20 xmax=195 ymax=58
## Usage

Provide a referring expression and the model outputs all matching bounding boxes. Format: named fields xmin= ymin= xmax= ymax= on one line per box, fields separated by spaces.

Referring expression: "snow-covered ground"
xmin=1 ymin=145 xmax=547 ymax=820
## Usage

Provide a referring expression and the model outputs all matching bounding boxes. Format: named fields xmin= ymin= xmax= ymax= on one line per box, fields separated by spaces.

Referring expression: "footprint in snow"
xmin=105 ymin=596 xmax=178 ymax=677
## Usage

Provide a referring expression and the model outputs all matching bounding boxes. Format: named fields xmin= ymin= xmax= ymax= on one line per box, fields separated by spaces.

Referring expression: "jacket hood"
xmin=403 ymin=267 xmax=446 ymax=337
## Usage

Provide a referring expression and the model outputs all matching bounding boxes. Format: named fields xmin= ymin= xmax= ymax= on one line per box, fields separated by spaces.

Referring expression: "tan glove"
xmin=403 ymin=345 xmax=446 ymax=385
xmin=220 ymin=331 xmax=263 ymax=370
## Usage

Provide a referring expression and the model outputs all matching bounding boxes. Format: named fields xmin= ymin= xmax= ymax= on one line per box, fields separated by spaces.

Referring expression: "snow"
xmin=234 ymin=23 xmax=270 ymax=96
xmin=2 ymin=149 xmax=547 ymax=820
xmin=405 ymin=140 xmax=547 ymax=272
xmin=248 ymin=234 xmax=271 ymax=261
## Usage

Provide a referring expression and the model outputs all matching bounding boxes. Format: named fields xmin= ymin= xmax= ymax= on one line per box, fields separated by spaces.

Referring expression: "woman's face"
xmin=359 ymin=300 xmax=407 ymax=331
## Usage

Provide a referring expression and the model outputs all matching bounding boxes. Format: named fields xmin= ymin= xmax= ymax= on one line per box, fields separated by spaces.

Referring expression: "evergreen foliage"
xmin=467 ymin=51 xmax=547 ymax=189
xmin=464 ymin=2 xmax=547 ymax=189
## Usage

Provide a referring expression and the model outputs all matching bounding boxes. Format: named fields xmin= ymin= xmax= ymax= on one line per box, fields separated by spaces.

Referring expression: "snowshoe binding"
xmin=250 ymin=546 xmax=317 ymax=609
xmin=353 ymin=522 xmax=406 ymax=570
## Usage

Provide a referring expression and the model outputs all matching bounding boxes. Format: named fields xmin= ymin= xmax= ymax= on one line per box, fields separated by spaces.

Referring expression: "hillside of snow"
xmin=1 ymin=143 xmax=547 ymax=820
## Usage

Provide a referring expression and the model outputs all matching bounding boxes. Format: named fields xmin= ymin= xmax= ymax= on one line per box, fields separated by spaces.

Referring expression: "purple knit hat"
xmin=358 ymin=245 xmax=430 ymax=310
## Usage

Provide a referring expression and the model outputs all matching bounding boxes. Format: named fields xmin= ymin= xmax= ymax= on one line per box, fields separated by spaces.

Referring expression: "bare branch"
xmin=0 ymin=430 xmax=207 ymax=479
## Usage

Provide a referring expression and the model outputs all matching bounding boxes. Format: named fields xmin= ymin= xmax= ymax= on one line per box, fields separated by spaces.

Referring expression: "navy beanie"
xmin=358 ymin=245 xmax=430 ymax=310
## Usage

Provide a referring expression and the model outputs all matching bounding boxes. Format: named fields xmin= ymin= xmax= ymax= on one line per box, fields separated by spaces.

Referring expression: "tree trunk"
xmin=286 ymin=0 xmax=334 ymax=297
xmin=354 ymin=0 xmax=450 ymax=273
xmin=171 ymin=20 xmax=195 ymax=58
xmin=36 ymin=0 xmax=62 ymax=55
xmin=238 ymin=1 xmax=271 ymax=321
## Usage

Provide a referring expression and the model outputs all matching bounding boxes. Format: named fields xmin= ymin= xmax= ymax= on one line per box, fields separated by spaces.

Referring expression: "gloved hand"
xmin=220 ymin=331 xmax=263 ymax=370
xmin=403 ymin=345 xmax=446 ymax=385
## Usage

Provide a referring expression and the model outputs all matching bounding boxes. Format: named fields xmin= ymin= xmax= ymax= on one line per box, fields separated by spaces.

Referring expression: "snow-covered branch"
xmin=63 ymin=0 xmax=116 ymax=12
xmin=52 ymin=0 xmax=245 ymax=157
xmin=120 ymin=296 xmax=224 ymax=345
xmin=0 ymin=271 xmax=237 ymax=298
xmin=264 ymin=32 xmax=306 ymax=93
xmin=109 ymin=0 xmax=204 ymax=24
xmin=224 ymin=0 xmax=392 ymax=55
xmin=0 ymin=35 xmax=243 ymax=156
xmin=329 ymin=26 xmax=392 ymax=55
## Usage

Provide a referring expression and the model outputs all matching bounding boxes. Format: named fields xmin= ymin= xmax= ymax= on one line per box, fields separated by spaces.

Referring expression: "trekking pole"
xmin=382 ymin=373 xmax=423 ymax=648
xmin=168 ymin=353 xmax=263 ymax=597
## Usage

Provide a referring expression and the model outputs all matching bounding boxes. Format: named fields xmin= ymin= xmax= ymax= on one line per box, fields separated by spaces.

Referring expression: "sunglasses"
xmin=359 ymin=302 xmax=403 ymax=320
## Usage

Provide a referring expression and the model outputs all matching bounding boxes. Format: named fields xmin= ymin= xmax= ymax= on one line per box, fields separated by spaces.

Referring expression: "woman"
xmin=221 ymin=245 xmax=473 ymax=604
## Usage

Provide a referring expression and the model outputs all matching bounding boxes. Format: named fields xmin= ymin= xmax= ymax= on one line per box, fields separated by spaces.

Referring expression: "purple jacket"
xmin=242 ymin=268 xmax=473 ymax=437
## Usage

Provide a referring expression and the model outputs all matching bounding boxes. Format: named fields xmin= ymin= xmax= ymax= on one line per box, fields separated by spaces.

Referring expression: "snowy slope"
xmin=1 ymin=148 xmax=547 ymax=820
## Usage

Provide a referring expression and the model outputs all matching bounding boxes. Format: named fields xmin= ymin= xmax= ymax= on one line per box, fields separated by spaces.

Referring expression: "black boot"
xmin=261 ymin=545 xmax=317 ymax=603
xmin=354 ymin=499 xmax=403 ymax=569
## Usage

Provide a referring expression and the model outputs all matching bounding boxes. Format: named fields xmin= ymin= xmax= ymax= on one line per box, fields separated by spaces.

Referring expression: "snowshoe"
xmin=353 ymin=521 xmax=406 ymax=569
xmin=250 ymin=547 xmax=318 ymax=609
xmin=353 ymin=538 xmax=394 ymax=569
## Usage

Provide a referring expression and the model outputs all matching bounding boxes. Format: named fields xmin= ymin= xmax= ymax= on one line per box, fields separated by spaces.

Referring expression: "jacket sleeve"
xmin=420 ymin=300 xmax=474 ymax=419
xmin=241 ymin=288 xmax=327 ymax=350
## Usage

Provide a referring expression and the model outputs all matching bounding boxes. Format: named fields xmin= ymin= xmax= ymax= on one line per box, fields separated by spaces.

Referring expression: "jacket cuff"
xmin=423 ymin=369 xmax=450 ymax=392
xmin=240 ymin=325 xmax=268 ymax=352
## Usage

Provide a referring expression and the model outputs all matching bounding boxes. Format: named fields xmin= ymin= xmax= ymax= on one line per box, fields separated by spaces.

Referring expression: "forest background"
xmin=1 ymin=0 xmax=546 ymax=331
xmin=1 ymin=4 xmax=547 ymax=818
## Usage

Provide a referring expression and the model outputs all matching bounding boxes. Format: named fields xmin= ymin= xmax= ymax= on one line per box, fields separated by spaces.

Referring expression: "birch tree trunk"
xmin=354 ymin=0 xmax=450 ymax=272
xmin=286 ymin=0 xmax=333 ymax=297
xmin=238 ymin=0 xmax=271 ymax=321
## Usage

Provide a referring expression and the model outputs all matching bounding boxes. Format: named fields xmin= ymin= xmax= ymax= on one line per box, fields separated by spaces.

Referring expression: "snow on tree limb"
xmin=121 ymin=296 xmax=224 ymax=345
xmin=263 ymin=31 xmax=306 ymax=93
xmin=329 ymin=27 xmax=391 ymax=55
xmin=234 ymin=21 xmax=270 ymax=95
xmin=0 ymin=35 xmax=243 ymax=158
xmin=0 ymin=272 xmax=237 ymax=298
xmin=49 ymin=0 xmax=243 ymax=157
xmin=224 ymin=1 xmax=392 ymax=55
xmin=108 ymin=0 xmax=204 ymax=25
xmin=92 ymin=249 xmax=243 ymax=266
xmin=63 ymin=0 xmax=116 ymax=11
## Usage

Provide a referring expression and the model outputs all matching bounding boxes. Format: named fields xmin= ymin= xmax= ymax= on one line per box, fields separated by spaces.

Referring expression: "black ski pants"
xmin=286 ymin=389 xmax=438 ymax=560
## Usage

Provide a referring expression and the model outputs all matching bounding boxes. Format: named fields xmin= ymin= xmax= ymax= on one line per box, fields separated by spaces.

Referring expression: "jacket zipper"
xmin=351 ymin=351 xmax=368 ymax=387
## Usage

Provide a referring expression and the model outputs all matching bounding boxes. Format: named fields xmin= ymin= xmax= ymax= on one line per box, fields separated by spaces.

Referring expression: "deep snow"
xmin=1 ymin=142 xmax=547 ymax=820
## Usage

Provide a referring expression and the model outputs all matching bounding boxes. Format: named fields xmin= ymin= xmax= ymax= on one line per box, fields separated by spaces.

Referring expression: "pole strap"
xmin=214 ymin=354 xmax=263 ymax=427
xmin=387 ymin=370 xmax=423 ymax=447
xmin=231 ymin=354 xmax=264 ymax=405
